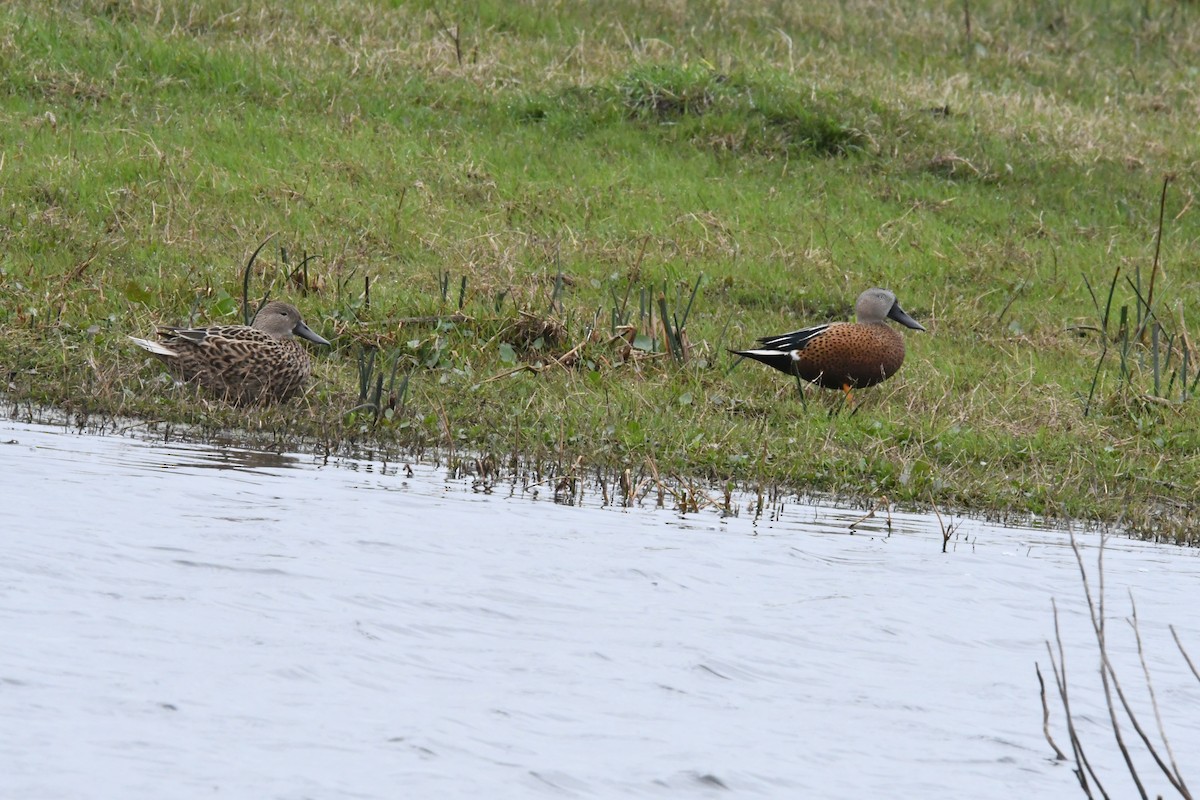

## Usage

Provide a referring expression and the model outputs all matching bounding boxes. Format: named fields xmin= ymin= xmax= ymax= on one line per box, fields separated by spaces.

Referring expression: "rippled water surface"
xmin=3 ymin=418 xmax=1199 ymax=799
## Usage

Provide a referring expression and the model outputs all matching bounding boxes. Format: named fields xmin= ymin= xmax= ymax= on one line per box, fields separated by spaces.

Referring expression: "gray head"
xmin=251 ymin=301 xmax=331 ymax=345
xmin=855 ymin=288 xmax=926 ymax=331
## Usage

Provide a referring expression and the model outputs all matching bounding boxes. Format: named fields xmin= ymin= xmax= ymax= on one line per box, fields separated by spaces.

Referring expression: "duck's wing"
xmin=159 ymin=325 xmax=275 ymax=348
xmin=756 ymin=323 xmax=834 ymax=352
xmin=158 ymin=326 xmax=216 ymax=346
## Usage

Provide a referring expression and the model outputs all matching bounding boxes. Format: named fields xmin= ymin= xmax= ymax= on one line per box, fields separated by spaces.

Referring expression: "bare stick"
xmin=1047 ymin=602 xmax=1106 ymax=798
xmin=392 ymin=312 xmax=473 ymax=326
xmin=846 ymin=495 xmax=890 ymax=531
xmin=1171 ymin=626 xmax=1200 ymax=684
xmin=1069 ymin=531 xmax=1149 ymax=799
xmin=1036 ymin=661 xmax=1069 ymax=761
xmin=1140 ymin=174 xmax=1173 ymax=340
xmin=928 ymin=495 xmax=952 ymax=551
xmin=1127 ymin=594 xmax=1192 ymax=797
xmin=436 ymin=398 xmax=455 ymax=466
xmin=477 ymin=364 xmax=542 ymax=385
xmin=242 ymin=233 xmax=277 ymax=324
xmin=430 ymin=7 xmax=463 ymax=65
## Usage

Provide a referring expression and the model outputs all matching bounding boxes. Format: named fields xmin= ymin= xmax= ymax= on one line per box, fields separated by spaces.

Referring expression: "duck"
xmin=731 ymin=288 xmax=925 ymax=400
xmin=130 ymin=301 xmax=331 ymax=405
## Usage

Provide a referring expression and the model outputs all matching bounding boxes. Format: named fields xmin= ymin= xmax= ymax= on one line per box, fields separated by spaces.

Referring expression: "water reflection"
xmin=157 ymin=443 xmax=301 ymax=474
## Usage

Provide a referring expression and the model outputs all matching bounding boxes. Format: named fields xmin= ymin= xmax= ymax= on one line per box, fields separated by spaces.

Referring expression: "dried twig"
xmin=1036 ymin=661 xmax=1069 ymax=761
xmin=848 ymin=495 xmax=892 ymax=532
xmin=1129 ymin=595 xmax=1192 ymax=797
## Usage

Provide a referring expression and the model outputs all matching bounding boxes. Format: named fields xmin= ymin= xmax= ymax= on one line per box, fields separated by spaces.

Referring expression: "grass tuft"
xmin=520 ymin=63 xmax=865 ymax=158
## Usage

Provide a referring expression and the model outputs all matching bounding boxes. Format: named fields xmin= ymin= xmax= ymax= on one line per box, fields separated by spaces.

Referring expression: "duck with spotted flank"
xmin=731 ymin=288 xmax=926 ymax=401
xmin=130 ymin=301 xmax=330 ymax=405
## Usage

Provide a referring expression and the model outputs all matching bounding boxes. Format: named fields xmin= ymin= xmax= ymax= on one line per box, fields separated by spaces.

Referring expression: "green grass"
xmin=2 ymin=0 xmax=1200 ymax=540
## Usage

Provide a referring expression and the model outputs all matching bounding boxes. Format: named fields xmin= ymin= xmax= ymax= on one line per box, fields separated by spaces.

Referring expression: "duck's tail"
xmin=128 ymin=336 xmax=178 ymax=357
xmin=728 ymin=348 xmax=798 ymax=376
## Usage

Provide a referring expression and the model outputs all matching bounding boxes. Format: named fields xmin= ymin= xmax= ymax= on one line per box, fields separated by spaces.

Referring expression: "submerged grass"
xmin=2 ymin=0 xmax=1200 ymax=541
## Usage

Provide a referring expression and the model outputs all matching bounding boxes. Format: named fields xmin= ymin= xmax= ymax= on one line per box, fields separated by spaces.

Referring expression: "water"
xmin=2 ymin=417 xmax=1198 ymax=799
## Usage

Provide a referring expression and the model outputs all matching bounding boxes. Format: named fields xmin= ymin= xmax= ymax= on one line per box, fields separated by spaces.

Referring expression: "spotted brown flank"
xmin=130 ymin=301 xmax=330 ymax=405
xmin=731 ymin=288 xmax=926 ymax=397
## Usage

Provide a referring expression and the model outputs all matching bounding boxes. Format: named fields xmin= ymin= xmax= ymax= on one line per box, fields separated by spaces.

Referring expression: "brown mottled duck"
xmin=130 ymin=301 xmax=331 ymax=405
xmin=731 ymin=288 xmax=926 ymax=401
